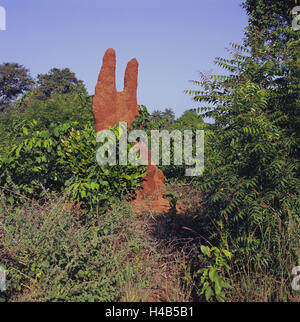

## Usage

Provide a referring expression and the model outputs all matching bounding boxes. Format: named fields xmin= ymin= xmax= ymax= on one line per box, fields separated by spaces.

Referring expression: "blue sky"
xmin=0 ymin=0 xmax=248 ymax=118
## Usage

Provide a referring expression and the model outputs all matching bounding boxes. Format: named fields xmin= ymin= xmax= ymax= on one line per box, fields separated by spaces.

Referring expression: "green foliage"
xmin=158 ymin=109 xmax=206 ymax=183
xmin=0 ymin=63 xmax=34 ymax=113
xmin=0 ymin=193 xmax=147 ymax=302
xmin=150 ymin=108 xmax=175 ymax=129
xmin=13 ymin=92 xmax=94 ymax=130
xmin=197 ymin=246 xmax=232 ymax=302
xmin=0 ymin=119 xmax=146 ymax=210
xmin=62 ymin=122 xmax=146 ymax=209
xmin=0 ymin=93 xmax=93 ymax=169
xmin=134 ymin=107 xmax=205 ymax=184
xmin=35 ymin=67 xmax=87 ymax=99
xmin=129 ymin=104 xmax=153 ymax=131
xmin=164 ymin=190 xmax=181 ymax=211
xmin=0 ymin=118 xmax=28 ymax=158
xmin=186 ymin=0 xmax=300 ymax=298
xmin=130 ymin=105 xmax=172 ymax=132
xmin=242 ymin=0 xmax=298 ymax=50
xmin=170 ymin=109 xmax=204 ymax=131
xmin=130 ymin=105 xmax=186 ymax=183
xmin=0 ymin=91 xmax=93 ymax=158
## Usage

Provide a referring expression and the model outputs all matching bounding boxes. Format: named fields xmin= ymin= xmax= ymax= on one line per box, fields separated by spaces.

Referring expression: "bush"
xmin=0 ymin=192 xmax=146 ymax=302
xmin=0 ymin=92 xmax=94 ymax=159
xmin=189 ymin=41 xmax=300 ymax=273
xmin=13 ymin=92 xmax=94 ymax=128
xmin=186 ymin=2 xmax=300 ymax=299
xmin=0 ymin=119 xmax=146 ymax=210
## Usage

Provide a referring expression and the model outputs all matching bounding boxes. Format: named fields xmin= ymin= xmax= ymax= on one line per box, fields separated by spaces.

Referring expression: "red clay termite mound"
xmin=93 ymin=48 xmax=169 ymax=214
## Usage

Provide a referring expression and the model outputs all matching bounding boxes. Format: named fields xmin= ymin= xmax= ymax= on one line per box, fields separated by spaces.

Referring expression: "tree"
xmin=242 ymin=0 xmax=297 ymax=48
xmin=35 ymin=68 xmax=87 ymax=98
xmin=170 ymin=109 xmax=204 ymax=131
xmin=14 ymin=92 xmax=94 ymax=130
xmin=162 ymin=108 xmax=175 ymax=123
xmin=242 ymin=0 xmax=300 ymax=140
xmin=0 ymin=63 xmax=34 ymax=113
xmin=150 ymin=107 xmax=175 ymax=129
xmin=9 ymin=67 xmax=90 ymax=121
xmin=186 ymin=0 xmax=299 ymax=290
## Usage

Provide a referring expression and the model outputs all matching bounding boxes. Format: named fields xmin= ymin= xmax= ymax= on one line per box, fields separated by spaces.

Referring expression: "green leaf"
xmin=22 ymin=127 xmax=29 ymax=135
xmin=222 ymin=249 xmax=232 ymax=259
xmin=200 ymin=245 xmax=210 ymax=257
xmin=214 ymin=274 xmax=222 ymax=295
xmin=205 ymin=286 xmax=213 ymax=301
xmin=209 ymin=267 xmax=217 ymax=282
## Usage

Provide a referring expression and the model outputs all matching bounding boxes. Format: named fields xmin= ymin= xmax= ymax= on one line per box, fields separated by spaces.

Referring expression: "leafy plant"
xmin=186 ymin=0 xmax=300 ymax=299
xmin=0 ymin=193 xmax=149 ymax=301
xmin=197 ymin=245 xmax=232 ymax=302
xmin=0 ymin=118 xmax=146 ymax=210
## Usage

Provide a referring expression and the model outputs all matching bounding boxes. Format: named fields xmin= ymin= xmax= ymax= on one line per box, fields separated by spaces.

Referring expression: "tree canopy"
xmin=35 ymin=67 xmax=87 ymax=99
xmin=0 ymin=63 xmax=35 ymax=113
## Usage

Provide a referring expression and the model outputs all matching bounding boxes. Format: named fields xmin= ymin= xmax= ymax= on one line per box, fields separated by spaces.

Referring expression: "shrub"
xmin=0 ymin=119 xmax=146 ymax=210
xmin=0 ymin=192 xmax=146 ymax=302
xmin=186 ymin=1 xmax=300 ymax=300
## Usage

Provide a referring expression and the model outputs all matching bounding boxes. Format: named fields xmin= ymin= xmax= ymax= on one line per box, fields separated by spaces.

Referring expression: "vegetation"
xmin=0 ymin=192 xmax=191 ymax=302
xmin=185 ymin=0 xmax=300 ymax=301
xmin=0 ymin=63 xmax=34 ymax=113
xmin=35 ymin=68 xmax=88 ymax=99
xmin=0 ymin=0 xmax=299 ymax=302
xmin=0 ymin=120 xmax=146 ymax=210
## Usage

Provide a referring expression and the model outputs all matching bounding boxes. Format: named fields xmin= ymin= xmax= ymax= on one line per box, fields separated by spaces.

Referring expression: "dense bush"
xmin=0 ymin=193 xmax=147 ymax=301
xmin=0 ymin=92 xmax=94 ymax=159
xmin=186 ymin=0 xmax=300 ymax=301
xmin=0 ymin=119 xmax=146 ymax=210
xmin=11 ymin=92 xmax=94 ymax=129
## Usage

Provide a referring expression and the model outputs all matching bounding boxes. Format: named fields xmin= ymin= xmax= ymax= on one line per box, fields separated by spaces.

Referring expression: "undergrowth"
xmin=0 ymin=190 xmax=191 ymax=302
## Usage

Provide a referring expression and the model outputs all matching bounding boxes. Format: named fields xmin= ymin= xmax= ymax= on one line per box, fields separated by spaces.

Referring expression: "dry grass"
xmin=119 ymin=206 xmax=194 ymax=302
